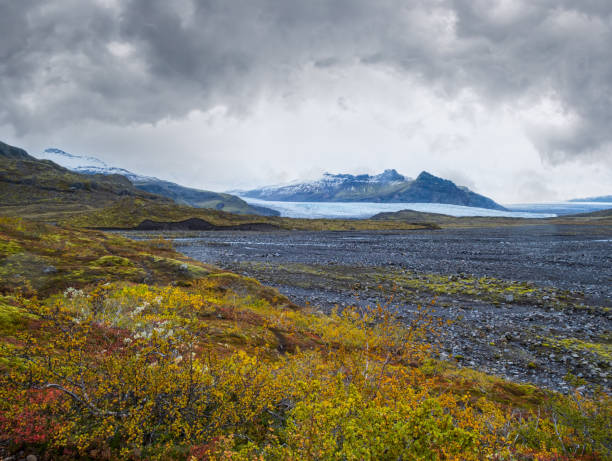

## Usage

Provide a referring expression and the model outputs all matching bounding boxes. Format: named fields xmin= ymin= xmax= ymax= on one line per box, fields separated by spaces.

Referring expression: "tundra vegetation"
xmin=1 ymin=216 xmax=611 ymax=460
xmin=220 ymin=259 xmax=610 ymax=393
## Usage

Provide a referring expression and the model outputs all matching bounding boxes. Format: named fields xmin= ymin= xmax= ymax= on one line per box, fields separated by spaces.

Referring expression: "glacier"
xmin=240 ymin=197 xmax=558 ymax=219
xmin=505 ymin=202 xmax=612 ymax=216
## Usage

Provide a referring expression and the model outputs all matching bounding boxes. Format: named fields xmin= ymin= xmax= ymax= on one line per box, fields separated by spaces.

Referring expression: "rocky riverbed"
xmin=125 ymin=225 xmax=612 ymax=393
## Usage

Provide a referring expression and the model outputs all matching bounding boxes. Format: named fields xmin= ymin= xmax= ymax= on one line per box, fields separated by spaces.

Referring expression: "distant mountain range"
xmin=238 ymin=169 xmax=507 ymax=211
xmin=37 ymin=149 xmax=279 ymax=216
xmin=570 ymin=195 xmax=612 ymax=203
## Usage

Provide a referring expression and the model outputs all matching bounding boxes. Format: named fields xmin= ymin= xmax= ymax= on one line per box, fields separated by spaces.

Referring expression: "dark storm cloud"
xmin=1 ymin=0 xmax=611 ymax=161
xmin=447 ymin=0 xmax=612 ymax=160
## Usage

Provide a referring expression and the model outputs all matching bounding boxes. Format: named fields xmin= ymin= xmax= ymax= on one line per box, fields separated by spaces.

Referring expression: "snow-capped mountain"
xmin=35 ymin=148 xmax=279 ymax=216
xmin=252 ymin=169 xmax=408 ymax=196
xmin=570 ymin=195 xmax=612 ymax=203
xmin=239 ymin=169 xmax=507 ymax=211
xmin=38 ymin=148 xmax=155 ymax=182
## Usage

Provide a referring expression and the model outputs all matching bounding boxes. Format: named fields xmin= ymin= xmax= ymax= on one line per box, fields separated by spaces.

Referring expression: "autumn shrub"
xmin=547 ymin=388 xmax=612 ymax=457
xmin=1 ymin=282 xmax=610 ymax=460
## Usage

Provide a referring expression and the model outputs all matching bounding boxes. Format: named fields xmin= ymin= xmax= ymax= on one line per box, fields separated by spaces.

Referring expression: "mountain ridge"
xmin=239 ymin=169 xmax=507 ymax=211
xmin=570 ymin=195 xmax=612 ymax=203
xmin=37 ymin=148 xmax=279 ymax=216
xmin=0 ymin=140 xmax=168 ymax=215
xmin=0 ymin=141 xmax=31 ymax=160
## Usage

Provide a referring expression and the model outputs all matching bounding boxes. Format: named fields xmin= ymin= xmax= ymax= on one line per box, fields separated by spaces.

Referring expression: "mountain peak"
xmin=415 ymin=171 xmax=438 ymax=181
xmin=320 ymin=169 xmax=405 ymax=183
xmin=376 ymin=169 xmax=405 ymax=182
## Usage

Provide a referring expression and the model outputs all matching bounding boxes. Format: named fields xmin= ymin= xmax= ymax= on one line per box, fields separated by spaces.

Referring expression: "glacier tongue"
xmin=240 ymin=197 xmax=557 ymax=219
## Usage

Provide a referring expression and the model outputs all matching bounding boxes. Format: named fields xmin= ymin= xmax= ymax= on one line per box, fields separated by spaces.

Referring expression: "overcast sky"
xmin=1 ymin=0 xmax=611 ymax=203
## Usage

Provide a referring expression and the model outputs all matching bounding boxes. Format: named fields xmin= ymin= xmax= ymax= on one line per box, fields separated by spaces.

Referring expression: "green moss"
xmin=151 ymin=256 xmax=210 ymax=278
xmin=93 ymin=255 xmax=134 ymax=267
xmin=545 ymin=337 xmax=612 ymax=362
xmin=491 ymin=381 xmax=546 ymax=407
xmin=0 ymin=240 xmax=23 ymax=256
xmin=0 ymin=298 xmax=36 ymax=335
xmin=208 ymin=271 xmax=256 ymax=282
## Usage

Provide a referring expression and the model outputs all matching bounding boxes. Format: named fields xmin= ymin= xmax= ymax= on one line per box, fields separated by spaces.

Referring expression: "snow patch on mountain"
xmin=238 ymin=169 xmax=410 ymax=199
xmin=37 ymin=148 xmax=156 ymax=182
xmin=40 ymin=148 xmax=108 ymax=169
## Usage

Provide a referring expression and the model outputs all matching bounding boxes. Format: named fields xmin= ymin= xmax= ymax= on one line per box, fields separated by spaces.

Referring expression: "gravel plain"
xmin=127 ymin=225 xmax=612 ymax=393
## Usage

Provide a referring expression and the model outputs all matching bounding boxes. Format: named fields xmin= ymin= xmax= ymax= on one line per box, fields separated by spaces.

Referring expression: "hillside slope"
xmin=0 ymin=141 xmax=172 ymax=221
xmin=371 ymin=207 xmax=612 ymax=227
xmin=0 ymin=141 xmax=31 ymax=159
xmin=134 ymin=178 xmax=278 ymax=216
xmin=38 ymin=148 xmax=279 ymax=216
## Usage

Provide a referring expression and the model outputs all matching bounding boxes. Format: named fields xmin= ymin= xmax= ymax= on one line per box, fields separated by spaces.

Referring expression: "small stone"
xmin=26 ymin=455 xmax=37 ymax=461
